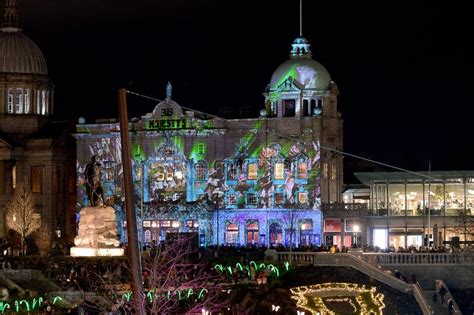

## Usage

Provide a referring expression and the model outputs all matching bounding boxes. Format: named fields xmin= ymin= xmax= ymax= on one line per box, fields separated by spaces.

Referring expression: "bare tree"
xmin=6 ymin=178 xmax=41 ymax=255
xmin=80 ymin=235 xmax=226 ymax=314
xmin=448 ymin=209 xmax=474 ymax=248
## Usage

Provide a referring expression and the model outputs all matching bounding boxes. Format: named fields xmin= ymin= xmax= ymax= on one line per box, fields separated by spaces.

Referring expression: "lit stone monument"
xmin=70 ymin=155 xmax=124 ymax=257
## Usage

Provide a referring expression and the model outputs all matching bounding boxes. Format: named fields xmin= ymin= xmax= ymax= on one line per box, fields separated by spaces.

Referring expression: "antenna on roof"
xmin=299 ymin=0 xmax=303 ymax=36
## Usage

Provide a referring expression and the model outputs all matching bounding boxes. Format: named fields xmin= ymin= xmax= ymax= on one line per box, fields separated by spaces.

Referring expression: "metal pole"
xmin=118 ymin=88 xmax=144 ymax=314
xmin=428 ymin=161 xmax=431 ymax=247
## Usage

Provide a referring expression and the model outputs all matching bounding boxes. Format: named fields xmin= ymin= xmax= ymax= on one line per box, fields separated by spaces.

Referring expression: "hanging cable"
xmin=125 ymin=89 xmax=440 ymax=182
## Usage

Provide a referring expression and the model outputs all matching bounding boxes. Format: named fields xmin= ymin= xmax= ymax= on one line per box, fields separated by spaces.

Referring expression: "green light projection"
xmin=272 ymin=64 xmax=298 ymax=90
xmin=189 ymin=141 xmax=207 ymax=161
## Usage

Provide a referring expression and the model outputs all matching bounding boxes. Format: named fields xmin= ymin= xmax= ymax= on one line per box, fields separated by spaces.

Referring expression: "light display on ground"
xmin=0 ymin=288 xmax=211 ymax=314
xmin=214 ymin=261 xmax=290 ymax=278
xmin=290 ymin=283 xmax=385 ymax=315
xmin=0 ymin=296 xmax=67 ymax=313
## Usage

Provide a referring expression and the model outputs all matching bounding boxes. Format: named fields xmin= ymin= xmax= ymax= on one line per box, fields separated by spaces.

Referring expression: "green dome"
xmin=269 ymin=37 xmax=331 ymax=91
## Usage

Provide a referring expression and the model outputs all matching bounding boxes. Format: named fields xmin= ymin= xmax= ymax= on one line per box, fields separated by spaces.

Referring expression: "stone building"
xmin=0 ymin=0 xmax=76 ymax=243
xmin=74 ymin=35 xmax=344 ymax=247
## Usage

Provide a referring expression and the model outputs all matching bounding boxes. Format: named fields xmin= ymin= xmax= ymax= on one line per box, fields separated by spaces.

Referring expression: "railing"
xmin=435 ymin=280 xmax=462 ymax=315
xmin=266 ymin=251 xmax=434 ymax=315
xmin=361 ymin=252 xmax=469 ymax=265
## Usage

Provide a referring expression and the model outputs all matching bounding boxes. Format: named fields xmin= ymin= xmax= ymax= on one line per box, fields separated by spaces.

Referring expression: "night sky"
xmin=16 ymin=0 xmax=474 ymax=173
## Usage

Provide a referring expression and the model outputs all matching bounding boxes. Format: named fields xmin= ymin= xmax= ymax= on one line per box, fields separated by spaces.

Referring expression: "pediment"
xmin=276 ymin=77 xmax=304 ymax=93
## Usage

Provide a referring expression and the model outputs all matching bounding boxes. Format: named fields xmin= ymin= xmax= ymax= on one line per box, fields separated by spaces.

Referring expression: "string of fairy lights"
xmin=126 ymin=89 xmax=440 ymax=182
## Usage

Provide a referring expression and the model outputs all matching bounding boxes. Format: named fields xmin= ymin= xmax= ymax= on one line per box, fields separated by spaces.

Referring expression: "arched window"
xmin=246 ymin=222 xmax=259 ymax=245
xmin=195 ymin=162 xmax=207 ymax=181
xmin=226 ymin=223 xmax=239 ymax=245
xmin=300 ymin=219 xmax=313 ymax=246
xmin=144 ymin=230 xmax=152 ymax=243
xmin=269 ymin=223 xmax=283 ymax=246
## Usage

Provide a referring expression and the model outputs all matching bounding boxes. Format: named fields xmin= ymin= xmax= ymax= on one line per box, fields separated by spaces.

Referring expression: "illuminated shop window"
xmin=323 ymin=163 xmax=328 ymax=179
xmin=226 ymin=223 xmax=239 ymax=244
xmin=7 ymin=88 xmax=13 ymax=113
xmin=187 ymin=220 xmax=199 ymax=228
xmin=298 ymin=192 xmax=308 ymax=204
xmin=31 ymin=166 xmax=43 ymax=193
xmin=15 ymin=88 xmax=23 ymax=114
xmin=161 ymin=220 xmax=171 ymax=228
xmin=247 ymin=193 xmax=257 ymax=205
xmin=269 ymin=223 xmax=283 ymax=245
xmin=228 ymin=193 xmax=237 ymax=205
xmin=195 ymin=162 xmax=207 ymax=181
xmin=300 ymin=219 xmax=313 ymax=246
xmin=24 ymin=89 xmax=30 ymax=113
xmin=274 ymin=192 xmax=284 ymax=205
xmin=171 ymin=221 xmax=180 ymax=228
xmin=151 ymin=221 xmax=159 ymax=228
xmin=197 ymin=143 xmax=205 ymax=155
xmin=248 ymin=163 xmax=257 ymax=180
xmin=143 ymin=221 xmax=151 ymax=227
xmin=274 ymin=162 xmax=284 ymax=180
xmin=331 ymin=164 xmax=337 ymax=180
xmin=297 ymin=161 xmax=307 ymax=179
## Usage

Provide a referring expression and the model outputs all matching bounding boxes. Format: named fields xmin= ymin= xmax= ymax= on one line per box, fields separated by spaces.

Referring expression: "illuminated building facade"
xmin=340 ymin=171 xmax=474 ymax=249
xmin=0 ymin=1 xmax=76 ymax=241
xmin=74 ymin=36 xmax=344 ymax=247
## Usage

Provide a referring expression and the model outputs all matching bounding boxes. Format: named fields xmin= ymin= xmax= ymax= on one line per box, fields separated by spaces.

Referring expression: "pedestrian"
xmin=439 ymin=286 xmax=447 ymax=305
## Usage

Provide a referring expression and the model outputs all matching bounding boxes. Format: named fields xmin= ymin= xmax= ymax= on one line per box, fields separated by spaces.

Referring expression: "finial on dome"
xmin=290 ymin=37 xmax=312 ymax=59
xmin=1 ymin=0 xmax=20 ymax=31
xmin=166 ymin=81 xmax=172 ymax=99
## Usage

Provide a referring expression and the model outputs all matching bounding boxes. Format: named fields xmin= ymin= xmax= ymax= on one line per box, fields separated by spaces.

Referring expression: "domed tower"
xmin=0 ymin=0 xmax=54 ymax=133
xmin=264 ymin=36 xmax=343 ymax=203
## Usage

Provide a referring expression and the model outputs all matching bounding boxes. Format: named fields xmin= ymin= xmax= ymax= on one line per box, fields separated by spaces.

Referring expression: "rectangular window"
xmin=298 ymin=192 xmax=308 ymax=204
xmin=24 ymin=89 xmax=30 ymax=113
xmin=248 ymin=163 xmax=257 ymax=180
xmin=36 ymin=90 xmax=41 ymax=114
xmin=228 ymin=193 xmax=237 ymax=205
xmin=274 ymin=192 xmax=284 ymax=204
xmin=12 ymin=164 xmax=16 ymax=190
xmin=31 ymin=166 xmax=43 ymax=193
xmin=247 ymin=193 xmax=257 ymax=205
xmin=323 ymin=163 xmax=328 ymax=179
xmin=151 ymin=221 xmax=159 ymax=228
xmin=331 ymin=164 xmax=337 ymax=180
xmin=227 ymin=164 xmax=237 ymax=180
xmin=143 ymin=221 xmax=151 ymax=227
xmin=297 ymin=162 xmax=307 ymax=179
xmin=274 ymin=162 xmax=284 ymax=180
xmin=195 ymin=163 xmax=206 ymax=181
xmin=197 ymin=143 xmax=205 ymax=154
xmin=7 ymin=89 xmax=14 ymax=113
xmin=41 ymin=90 xmax=46 ymax=115
xmin=15 ymin=88 xmax=23 ymax=114
xmin=284 ymin=100 xmax=295 ymax=117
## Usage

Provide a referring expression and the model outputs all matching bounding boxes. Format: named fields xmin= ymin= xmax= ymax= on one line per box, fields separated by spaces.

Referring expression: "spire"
xmin=166 ymin=81 xmax=172 ymax=99
xmin=299 ymin=0 xmax=303 ymax=37
xmin=2 ymin=0 xmax=20 ymax=32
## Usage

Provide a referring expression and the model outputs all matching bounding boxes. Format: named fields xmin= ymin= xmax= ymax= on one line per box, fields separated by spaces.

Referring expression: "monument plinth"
xmin=70 ymin=206 xmax=124 ymax=257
